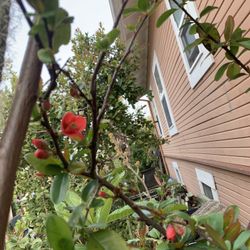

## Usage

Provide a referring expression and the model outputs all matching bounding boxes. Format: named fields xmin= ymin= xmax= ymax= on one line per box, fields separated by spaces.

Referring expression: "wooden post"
xmin=0 ymin=37 xmax=42 ymax=249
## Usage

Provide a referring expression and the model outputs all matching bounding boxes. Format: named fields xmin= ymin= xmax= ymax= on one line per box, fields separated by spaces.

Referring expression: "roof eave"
xmin=109 ymin=0 xmax=149 ymax=90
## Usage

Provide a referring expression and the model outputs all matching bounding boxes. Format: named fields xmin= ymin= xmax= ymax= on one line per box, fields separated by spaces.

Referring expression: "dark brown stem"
xmin=89 ymin=0 xmax=129 ymax=176
xmin=40 ymin=109 xmax=68 ymax=169
xmin=97 ymin=15 xmax=148 ymax=123
xmin=172 ymin=0 xmax=250 ymax=74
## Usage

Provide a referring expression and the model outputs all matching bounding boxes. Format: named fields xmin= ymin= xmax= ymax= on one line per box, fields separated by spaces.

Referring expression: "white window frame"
xmin=195 ymin=168 xmax=219 ymax=201
xmin=152 ymin=52 xmax=178 ymax=136
xmin=151 ymin=99 xmax=164 ymax=137
xmin=165 ymin=0 xmax=214 ymax=88
xmin=172 ymin=161 xmax=184 ymax=184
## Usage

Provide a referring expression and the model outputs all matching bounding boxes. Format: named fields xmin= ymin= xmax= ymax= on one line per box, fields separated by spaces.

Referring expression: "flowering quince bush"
xmin=2 ymin=0 xmax=250 ymax=249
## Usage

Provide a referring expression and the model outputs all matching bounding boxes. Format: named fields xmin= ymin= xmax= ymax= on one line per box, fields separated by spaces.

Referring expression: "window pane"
xmin=169 ymin=0 xmax=183 ymax=26
xmin=202 ymin=182 xmax=214 ymax=200
xmin=181 ymin=25 xmax=199 ymax=67
xmin=154 ymin=66 xmax=163 ymax=93
xmin=175 ymin=168 xmax=182 ymax=183
xmin=156 ymin=114 xmax=163 ymax=135
xmin=161 ymin=96 xmax=173 ymax=128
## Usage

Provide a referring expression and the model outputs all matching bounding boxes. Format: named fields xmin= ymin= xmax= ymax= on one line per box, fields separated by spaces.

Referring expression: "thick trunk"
xmin=0 ymin=0 xmax=11 ymax=83
xmin=0 ymin=37 xmax=42 ymax=249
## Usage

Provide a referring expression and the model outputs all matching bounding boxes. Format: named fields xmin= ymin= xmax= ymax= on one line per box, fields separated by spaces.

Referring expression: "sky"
xmin=7 ymin=0 xmax=113 ymax=81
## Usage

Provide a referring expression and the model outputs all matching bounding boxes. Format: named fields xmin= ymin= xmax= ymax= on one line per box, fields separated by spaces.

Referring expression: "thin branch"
xmin=89 ymin=0 xmax=129 ymax=176
xmin=172 ymin=0 xmax=250 ymax=74
xmin=16 ymin=0 xmax=43 ymax=49
xmin=97 ymin=15 xmax=148 ymax=124
xmin=97 ymin=175 xmax=166 ymax=236
xmin=60 ymin=68 xmax=92 ymax=106
xmin=40 ymin=109 xmax=68 ymax=168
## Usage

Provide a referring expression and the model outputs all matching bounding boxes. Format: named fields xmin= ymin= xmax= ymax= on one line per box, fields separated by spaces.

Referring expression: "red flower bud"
xmin=175 ymin=225 xmax=185 ymax=236
xmin=42 ymin=99 xmax=51 ymax=111
xmin=34 ymin=149 xmax=49 ymax=159
xmin=32 ymin=139 xmax=48 ymax=150
xmin=70 ymin=87 xmax=80 ymax=98
xmin=98 ymin=191 xmax=107 ymax=198
xmin=166 ymin=224 xmax=176 ymax=241
xmin=35 ymin=172 xmax=45 ymax=178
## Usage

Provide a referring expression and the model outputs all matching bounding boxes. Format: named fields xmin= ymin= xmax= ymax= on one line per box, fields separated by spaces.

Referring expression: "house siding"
xmin=148 ymin=0 xmax=250 ymax=226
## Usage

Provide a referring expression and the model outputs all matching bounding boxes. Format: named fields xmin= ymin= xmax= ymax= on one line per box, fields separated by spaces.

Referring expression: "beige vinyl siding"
xmin=166 ymin=158 xmax=250 ymax=226
xmin=148 ymin=0 xmax=250 ymax=166
xmin=148 ymin=0 xmax=250 ymax=225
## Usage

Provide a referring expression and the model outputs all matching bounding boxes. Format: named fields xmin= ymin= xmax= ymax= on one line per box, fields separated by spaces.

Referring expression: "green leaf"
xmin=163 ymin=203 xmax=187 ymax=213
xmin=46 ymin=214 xmax=74 ymax=250
xmin=231 ymin=27 xmax=244 ymax=41
xmin=24 ymin=153 xmax=62 ymax=176
xmin=52 ymin=8 xmax=73 ymax=52
xmin=37 ymin=48 xmax=55 ymax=64
xmin=81 ymin=180 xmax=99 ymax=204
xmin=189 ymin=24 xmax=197 ymax=35
xmin=148 ymin=228 xmax=161 ymax=239
xmin=68 ymin=203 xmax=85 ymax=227
xmin=224 ymin=15 xmax=235 ymax=42
xmin=26 ymin=0 xmax=45 ymax=12
xmin=238 ymin=38 xmax=250 ymax=50
xmin=157 ymin=242 xmax=172 ymax=250
xmin=195 ymin=213 xmax=224 ymax=236
xmin=107 ymin=205 xmax=133 ymax=223
xmin=31 ymin=103 xmax=41 ymax=122
xmin=90 ymin=198 xmax=105 ymax=208
xmin=156 ymin=9 xmax=177 ymax=28
xmin=44 ymin=0 xmax=59 ymax=12
xmin=86 ymin=230 xmax=129 ymax=250
xmin=123 ymin=7 xmax=140 ymax=17
xmin=50 ymin=173 xmax=69 ymax=204
xmin=226 ymin=63 xmax=241 ymax=80
xmin=138 ymin=0 xmax=150 ymax=11
xmin=96 ymin=198 xmax=113 ymax=224
xmin=75 ymin=244 xmax=86 ymax=250
xmin=200 ymin=6 xmax=218 ymax=18
xmin=65 ymin=191 xmax=82 ymax=208
xmin=224 ymin=221 xmax=241 ymax=243
xmin=205 ymin=224 xmax=227 ymax=250
xmin=215 ymin=63 xmax=230 ymax=81
xmin=96 ymin=28 xmax=120 ymax=51
xmin=68 ymin=161 xmax=87 ymax=174
xmin=233 ymin=231 xmax=250 ymax=250
xmin=184 ymin=38 xmax=203 ymax=52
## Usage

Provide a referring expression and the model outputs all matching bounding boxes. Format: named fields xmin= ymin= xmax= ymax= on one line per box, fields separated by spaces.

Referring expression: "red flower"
xmin=98 ymin=191 xmax=107 ymax=198
xmin=32 ymin=139 xmax=48 ymax=150
xmin=35 ymin=172 xmax=45 ymax=178
xmin=61 ymin=112 xmax=87 ymax=141
xmin=42 ymin=99 xmax=51 ymax=111
xmin=166 ymin=224 xmax=176 ymax=241
xmin=34 ymin=149 xmax=49 ymax=159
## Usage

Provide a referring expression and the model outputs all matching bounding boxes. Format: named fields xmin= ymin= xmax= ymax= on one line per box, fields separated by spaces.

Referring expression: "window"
xmin=151 ymin=99 xmax=164 ymax=136
xmin=166 ymin=0 xmax=214 ymax=88
xmin=172 ymin=161 xmax=184 ymax=184
xmin=195 ymin=168 xmax=219 ymax=201
xmin=153 ymin=53 xmax=178 ymax=136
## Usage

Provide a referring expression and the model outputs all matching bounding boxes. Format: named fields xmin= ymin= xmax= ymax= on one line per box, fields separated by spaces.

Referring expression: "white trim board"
xmin=152 ymin=52 xmax=178 ymax=137
xmin=165 ymin=0 xmax=214 ymax=88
